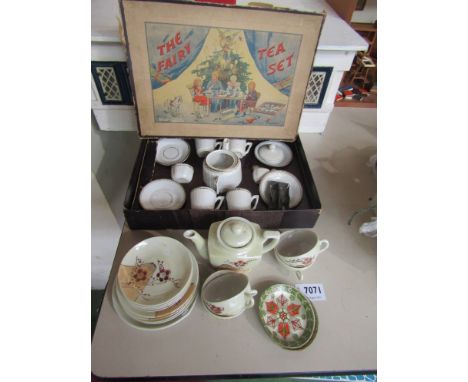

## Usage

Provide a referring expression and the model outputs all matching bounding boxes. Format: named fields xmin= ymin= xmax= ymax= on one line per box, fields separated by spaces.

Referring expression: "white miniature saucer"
xmin=155 ymin=138 xmax=190 ymax=166
xmin=254 ymin=141 xmax=293 ymax=168
xmin=139 ymin=179 xmax=186 ymax=210
xmin=259 ymin=170 xmax=303 ymax=208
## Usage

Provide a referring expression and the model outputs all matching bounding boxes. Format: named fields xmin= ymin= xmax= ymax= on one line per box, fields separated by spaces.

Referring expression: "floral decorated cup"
xmin=274 ymin=230 xmax=329 ymax=280
xmin=201 ymin=270 xmax=257 ymax=318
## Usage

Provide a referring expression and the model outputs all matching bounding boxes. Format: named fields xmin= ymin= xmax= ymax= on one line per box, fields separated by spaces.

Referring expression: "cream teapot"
xmin=183 ymin=217 xmax=280 ymax=272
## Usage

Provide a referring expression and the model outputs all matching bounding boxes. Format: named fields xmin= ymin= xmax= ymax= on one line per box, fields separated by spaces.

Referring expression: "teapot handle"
xmin=261 ymin=231 xmax=280 ymax=254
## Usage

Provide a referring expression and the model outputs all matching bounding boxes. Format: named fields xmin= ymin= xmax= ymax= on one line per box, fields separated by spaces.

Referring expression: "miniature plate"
xmin=117 ymin=237 xmax=193 ymax=307
xmin=258 ymin=284 xmax=318 ymax=350
xmin=117 ymin=282 xmax=197 ymax=324
xmin=139 ymin=179 xmax=186 ymax=210
xmin=254 ymin=141 xmax=293 ymax=168
xmin=258 ymin=170 xmax=303 ymax=208
xmin=112 ymin=281 xmax=198 ymax=331
xmin=155 ymin=138 xmax=190 ymax=166
xmin=112 ymin=248 xmax=199 ymax=330
xmin=117 ymin=252 xmax=199 ymax=322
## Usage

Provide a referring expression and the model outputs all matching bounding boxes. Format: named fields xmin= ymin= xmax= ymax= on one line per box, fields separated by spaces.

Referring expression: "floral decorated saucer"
xmin=258 ymin=284 xmax=318 ymax=350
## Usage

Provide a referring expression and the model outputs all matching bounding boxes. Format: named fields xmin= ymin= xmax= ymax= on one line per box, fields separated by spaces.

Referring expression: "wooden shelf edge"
xmin=335 ymin=101 xmax=377 ymax=108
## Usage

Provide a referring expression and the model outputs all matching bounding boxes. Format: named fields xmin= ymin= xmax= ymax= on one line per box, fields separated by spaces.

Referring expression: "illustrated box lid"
xmin=120 ymin=0 xmax=325 ymax=140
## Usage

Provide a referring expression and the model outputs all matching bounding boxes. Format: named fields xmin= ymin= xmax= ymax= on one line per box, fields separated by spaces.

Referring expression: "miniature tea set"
xmin=112 ymin=216 xmax=329 ymax=350
xmin=138 ymin=137 xmax=303 ymax=211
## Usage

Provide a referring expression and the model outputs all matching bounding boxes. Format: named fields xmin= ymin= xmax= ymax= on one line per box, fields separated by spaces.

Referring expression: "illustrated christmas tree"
xmin=192 ymin=29 xmax=251 ymax=92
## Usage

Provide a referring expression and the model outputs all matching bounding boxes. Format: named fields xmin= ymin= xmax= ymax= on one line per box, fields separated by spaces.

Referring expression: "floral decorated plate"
xmin=117 ymin=237 xmax=193 ymax=308
xmin=258 ymin=284 xmax=318 ymax=350
xmin=112 ymin=280 xmax=198 ymax=331
xmin=116 ymin=252 xmax=199 ymax=323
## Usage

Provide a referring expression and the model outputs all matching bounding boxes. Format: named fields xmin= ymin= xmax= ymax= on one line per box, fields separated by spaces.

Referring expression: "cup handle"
xmin=245 ymin=298 xmax=254 ymax=309
xmin=251 ymin=195 xmax=259 ymax=210
xmin=214 ymin=196 xmax=225 ymax=210
xmin=296 ymin=271 xmax=303 ymax=281
xmin=244 ymin=142 xmax=253 ymax=155
xmin=319 ymin=239 xmax=330 ymax=253
xmin=261 ymin=231 xmax=281 ymax=254
xmin=244 ymin=289 xmax=257 ymax=309
xmin=214 ymin=141 xmax=223 ymax=150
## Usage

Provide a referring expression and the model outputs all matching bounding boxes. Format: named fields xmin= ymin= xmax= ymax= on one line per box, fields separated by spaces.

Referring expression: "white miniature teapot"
xmin=202 ymin=149 xmax=242 ymax=194
xmin=183 ymin=217 xmax=280 ymax=272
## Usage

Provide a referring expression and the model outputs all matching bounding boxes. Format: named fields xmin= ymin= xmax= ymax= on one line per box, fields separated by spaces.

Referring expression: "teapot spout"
xmin=183 ymin=230 xmax=209 ymax=260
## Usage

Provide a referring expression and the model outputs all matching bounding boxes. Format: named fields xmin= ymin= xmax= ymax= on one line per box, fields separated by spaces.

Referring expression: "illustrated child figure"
xmin=192 ymin=77 xmax=208 ymax=117
xmin=206 ymin=71 xmax=224 ymax=113
xmin=226 ymin=75 xmax=240 ymax=108
xmin=238 ymin=81 xmax=258 ymax=116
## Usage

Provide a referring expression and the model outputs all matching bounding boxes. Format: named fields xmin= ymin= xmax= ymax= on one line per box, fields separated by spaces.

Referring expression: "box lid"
xmin=120 ymin=0 xmax=324 ymax=140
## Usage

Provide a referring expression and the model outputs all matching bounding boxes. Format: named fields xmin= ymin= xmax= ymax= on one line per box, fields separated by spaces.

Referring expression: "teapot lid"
xmin=218 ymin=217 xmax=253 ymax=248
xmin=258 ymin=143 xmax=284 ymax=165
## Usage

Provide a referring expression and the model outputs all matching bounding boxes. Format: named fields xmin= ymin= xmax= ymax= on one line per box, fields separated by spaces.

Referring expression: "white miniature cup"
xmin=195 ymin=138 xmax=222 ymax=158
xmin=171 ymin=163 xmax=194 ymax=184
xmin=222 ymin=138 xmax=253 ymax=158
xmin=202 ymin=271 xmax=258 ymax=318
xmin=190 ymin=187 xmax=224 ymax=210
xmin=274 ymin=230 xmax=329 ymax=279
xmin=226 ymin=188 xmax=259 ymax=210
xmin=252 ymin=165 xmax=270 ymax=184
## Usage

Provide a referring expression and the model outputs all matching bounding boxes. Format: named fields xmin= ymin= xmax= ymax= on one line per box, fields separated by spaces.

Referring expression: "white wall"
xmin=351 ymin=0 xmax=377 ymax=23
xmin=91 ymin=114 xmax=140 ymax=289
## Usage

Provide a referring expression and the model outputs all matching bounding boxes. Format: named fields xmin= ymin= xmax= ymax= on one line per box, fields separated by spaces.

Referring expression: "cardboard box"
xmin=120 ymin=0 xmax=325 ymax=229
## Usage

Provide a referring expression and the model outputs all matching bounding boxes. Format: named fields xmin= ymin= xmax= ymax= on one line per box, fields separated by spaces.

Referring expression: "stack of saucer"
xmin=112 ymin=236 xmax=199 ymax=331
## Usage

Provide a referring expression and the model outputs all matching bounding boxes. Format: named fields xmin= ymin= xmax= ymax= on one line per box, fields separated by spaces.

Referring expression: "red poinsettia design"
xmin=278 ymin=322 xmax=290 ymax=338
xmin=264 ymin=292 xmax=304 ymax=340
xmin=287 ymin=303 xmax=301 ymax=316
xmin=266 ymin=300 xmax=279 ymax=314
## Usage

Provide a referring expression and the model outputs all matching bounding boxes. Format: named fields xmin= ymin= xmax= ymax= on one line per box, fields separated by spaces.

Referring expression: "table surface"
xmin=92 ymin=118 xmax=377 ymax=379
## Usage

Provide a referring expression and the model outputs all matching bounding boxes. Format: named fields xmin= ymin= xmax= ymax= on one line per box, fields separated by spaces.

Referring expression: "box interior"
xmin=127 ymin=139 xmax=321 ymax=212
